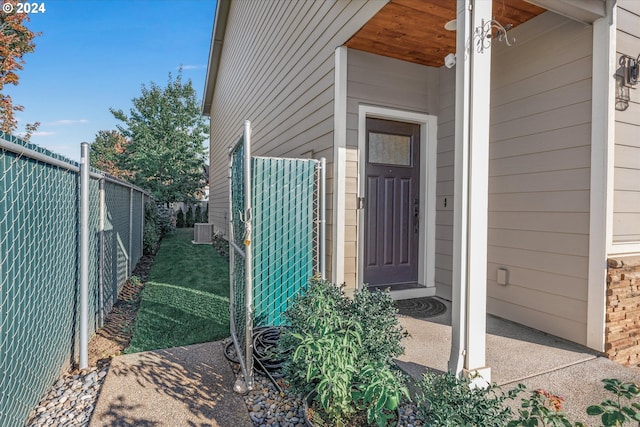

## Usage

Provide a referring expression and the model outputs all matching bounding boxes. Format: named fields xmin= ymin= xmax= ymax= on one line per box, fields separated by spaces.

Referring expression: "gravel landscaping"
xmin=231 ymin=365 xmax=425 ymax=427
xmin=24 ymin=254 xmax=152 ymax=427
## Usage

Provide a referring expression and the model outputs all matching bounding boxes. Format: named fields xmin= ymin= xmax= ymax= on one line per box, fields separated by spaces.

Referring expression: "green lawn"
xmin=125 ymin=228 xmax=230 ymax=353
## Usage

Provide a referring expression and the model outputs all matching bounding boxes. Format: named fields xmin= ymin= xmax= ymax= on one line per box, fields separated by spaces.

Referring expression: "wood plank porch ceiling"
xmin=345 ymin=0 xmax=546 ymax=67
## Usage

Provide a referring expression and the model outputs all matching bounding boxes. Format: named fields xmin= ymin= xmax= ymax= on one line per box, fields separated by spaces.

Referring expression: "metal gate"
xmin=228 ymin=121 xmax=325 ymax=389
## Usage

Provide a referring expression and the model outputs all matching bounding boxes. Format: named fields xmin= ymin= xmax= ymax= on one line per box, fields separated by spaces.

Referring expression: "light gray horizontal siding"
xmin=346 ymin=49 xmax=440 ymax=149
xmin=435 ymin=66 xmax=455 ymax=301
xmin=352 ymin=10 xmax=595 ymax=344
xmin=345 ymin=48 xmax=440 ymax=287
xmin=613 ymin=4 xmax=640 ymax=243
xmin=208 ymin=0 xmax=386 ymax=235
xmin=486 ymin=12 xmax=593 ymax=345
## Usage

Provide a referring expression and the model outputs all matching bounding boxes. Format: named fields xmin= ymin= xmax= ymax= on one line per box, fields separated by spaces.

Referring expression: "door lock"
xmin=358 ymin=197 xmax=365 ymax=210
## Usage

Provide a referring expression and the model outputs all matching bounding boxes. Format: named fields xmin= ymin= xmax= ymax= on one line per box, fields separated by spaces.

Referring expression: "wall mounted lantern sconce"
xmin=615 ymin=54 xmax=639 ymax=111
xmin=620 ymin=54 xmax=639 ymax=86
xmin=476 ymin=18 xmax=514 ymax=53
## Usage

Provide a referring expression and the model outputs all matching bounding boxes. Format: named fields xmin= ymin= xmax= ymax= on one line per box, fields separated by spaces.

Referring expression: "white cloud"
xmin=17 ymin=130 xmax=57 ymax=138
xmin=180 ymin=64 xmax=206 ymax=70
xmin=47 ymin=119 xmax=89 ymax=126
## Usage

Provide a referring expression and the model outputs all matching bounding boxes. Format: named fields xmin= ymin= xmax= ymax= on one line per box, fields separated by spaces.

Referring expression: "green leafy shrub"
xmin=143 ymin=201 xmax=159 ymax=254
xmin=586 ymin=379 xmax=640 ymax=426
xmin=293 ymin=316 xmax=362 ymax=424
xmin=156 ymin=205 xmax=175 ymax=236
xmin=186 ymin=205 xmax=195 ymax=227
xmin=195 ymin=205 xmax=202 ymax=224
xmin=509 ymin=388 xmax=583 ymax=427
xmin=176 ymin=208 xmax=185 ymax=228
xmin=281 ymin=276 xmax=349 ymax=393
xmin=281 ymin=276 xmax=409 ymax=427
xmin=349 ymin=285 xmax=408 ymax=365
xmin=354 ymin=362 xmax=411 ymax=427
xmin=417 ymin=371 xmax=523 ymax=427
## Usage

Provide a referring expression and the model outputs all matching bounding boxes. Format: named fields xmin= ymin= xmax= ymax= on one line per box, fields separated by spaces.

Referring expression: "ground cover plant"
xmin=125 ymin=227 xmax=230 ymax=353
xmin=414 ymin=372 xmax=640 ymax=427
xmin=416 ymin=371 xmax=523 ymax=426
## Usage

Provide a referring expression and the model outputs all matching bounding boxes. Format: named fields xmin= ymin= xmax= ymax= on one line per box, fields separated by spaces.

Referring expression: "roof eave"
xmin=202 ymin=0 xmax=231 ymax=116
xmin=525 ymin=0 xmax=606 ymax=24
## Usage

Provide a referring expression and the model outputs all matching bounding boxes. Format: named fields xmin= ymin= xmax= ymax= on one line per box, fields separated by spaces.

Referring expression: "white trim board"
xmin=356 ymin=104 xmax=438 ymax=299
xmin=609 ymin=243 xmax=640 ymax=257
xmin=332 ymin=46 xmax=348 ymax=285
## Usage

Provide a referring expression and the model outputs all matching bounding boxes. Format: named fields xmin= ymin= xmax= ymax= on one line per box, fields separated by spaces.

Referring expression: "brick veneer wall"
xmin=606 ymin=256 xmax=640 ymax=366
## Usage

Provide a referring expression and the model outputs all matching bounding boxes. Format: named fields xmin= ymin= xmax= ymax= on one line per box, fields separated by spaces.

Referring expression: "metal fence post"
xmin=320 ymin=157 xmax=326 ymax=279
xmin=98 ymin=178 xmax=105 ymax=328
xmin=79 ymin=142 xmax=90 ymax=370
xmin=141 ymin=192 xmax=145 ymax=258
xmin=129 ymin=187 xmax=133 ymax=275
xmin=243 ymin=120 xmax=254 ymax=390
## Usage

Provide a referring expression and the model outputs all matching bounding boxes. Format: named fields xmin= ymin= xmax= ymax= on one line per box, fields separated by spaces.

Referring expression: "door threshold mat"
xmin=396 ymin=297 xmax=447 ymax=318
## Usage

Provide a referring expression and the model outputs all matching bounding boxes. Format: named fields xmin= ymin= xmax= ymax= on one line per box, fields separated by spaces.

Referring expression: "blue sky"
xmin=7 ymin=0 xmax=217 ymax=162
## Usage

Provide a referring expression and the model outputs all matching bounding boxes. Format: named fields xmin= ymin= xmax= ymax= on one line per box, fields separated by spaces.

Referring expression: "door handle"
xmin=413 ymin=198 xmax=419 ymax=233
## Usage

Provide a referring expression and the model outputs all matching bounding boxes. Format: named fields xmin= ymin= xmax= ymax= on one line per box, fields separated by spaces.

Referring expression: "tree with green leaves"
xmin=185 ymin=205 xmax=194 ymax=228
xmin=110 ymin=71 xmax=208 ymax=203
xmin=90 ymin=130 xmax=132 ymax=179
xmin=194 ymin=204 xmax=202 ymax=224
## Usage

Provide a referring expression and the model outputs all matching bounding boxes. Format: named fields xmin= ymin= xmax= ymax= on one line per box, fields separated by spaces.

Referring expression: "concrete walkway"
xmin=397 ymin=298 xmax=640 ymax=425
xmin=90 ymin=298 xmax=640 ymax=427
xmin=89 ymin=340 xmax=252 ymax=427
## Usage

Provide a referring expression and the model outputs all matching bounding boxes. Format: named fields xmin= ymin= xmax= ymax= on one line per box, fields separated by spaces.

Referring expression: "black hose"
xmin=224 ymin=326 xmax=290 ymax=392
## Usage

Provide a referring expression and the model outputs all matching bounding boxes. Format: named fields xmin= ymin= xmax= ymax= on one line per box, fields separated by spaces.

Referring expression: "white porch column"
xmin=448 ymin=0 xmax=492 ymax=384
xmin=587 ymin=0 xmax=616 ymax=351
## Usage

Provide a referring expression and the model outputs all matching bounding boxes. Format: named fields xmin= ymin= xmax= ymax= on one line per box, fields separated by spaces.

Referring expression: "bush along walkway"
xmin=125 ymin=228 xmax=230 ymax=353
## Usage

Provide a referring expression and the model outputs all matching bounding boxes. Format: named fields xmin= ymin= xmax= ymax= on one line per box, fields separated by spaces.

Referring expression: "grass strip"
xmin=125 ymin=228 xmax=230 ymax=353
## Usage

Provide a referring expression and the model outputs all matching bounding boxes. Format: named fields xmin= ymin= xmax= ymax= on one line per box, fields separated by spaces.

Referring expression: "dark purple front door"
xmin=363 ymin=118 xmax=420 ymax=287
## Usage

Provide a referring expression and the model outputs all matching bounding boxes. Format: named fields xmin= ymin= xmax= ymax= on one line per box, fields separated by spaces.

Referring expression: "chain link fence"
xmin=228 ymin=126 xmax=252 ymax=389
xmin=228 ymin=121 xmax=325 ymax=390
xmin=0 ymin=133 xmax=147 ymax=427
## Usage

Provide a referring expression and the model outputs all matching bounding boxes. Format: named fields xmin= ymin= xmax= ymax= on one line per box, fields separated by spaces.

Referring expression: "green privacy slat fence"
xmin=102 ymin=182 xmax=132 ymax=311
xmin=228 ymin=121 xmax=325 ymax=390
xmin=0 ymin=133 xmax=147 ymax=427
xmin=252 ymin=156 xmax=318 ymax=327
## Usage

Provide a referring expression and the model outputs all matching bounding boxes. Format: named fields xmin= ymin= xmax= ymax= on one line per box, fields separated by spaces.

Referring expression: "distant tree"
xmin=110 ymin=70 xmax=208 ymax=203
xmin=185 ymin=205 xmax=195 ymax=228
xmin=0 ymin=0 xmax=39 ymax=135
xmin=90 ymin=130 xmax=132 ymax=179
xmin=194 ymin=205 xmax=202 ymax=224
xmin=176 ymin=207 xmax=185 ymax=228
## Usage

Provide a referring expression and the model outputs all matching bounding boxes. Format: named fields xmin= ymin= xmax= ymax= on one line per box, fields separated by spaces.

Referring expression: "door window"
xmin=367 ymin=132 xmax=412 ymax=166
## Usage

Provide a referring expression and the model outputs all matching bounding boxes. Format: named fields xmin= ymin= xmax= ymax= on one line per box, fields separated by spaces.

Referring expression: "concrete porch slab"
xmin=395 ymin=298 xmax=640 ymax=425
xmin=396 ymin=298 xmax=599 ymax=385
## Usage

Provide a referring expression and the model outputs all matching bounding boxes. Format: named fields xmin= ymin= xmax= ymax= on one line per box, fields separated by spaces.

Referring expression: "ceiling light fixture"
xmin=444 ymin=53 xmax=456 ymax=69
